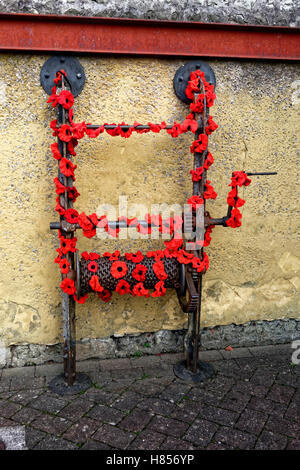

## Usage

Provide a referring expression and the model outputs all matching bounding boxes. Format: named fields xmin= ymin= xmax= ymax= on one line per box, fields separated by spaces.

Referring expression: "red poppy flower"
xmin=146 ymin=250 xmax=165 ymax=261
xmin=187 ymin=195 xmax=204 ymax=211
xmin=204 ymin=225 xmax=215 ymax=247
xmin=59 ymin=258 xmax=70 ymax=274
xmin=98 ymin=289 xmax=112 ymax=302
xmin=230 ymin=171 xmax=251 ymax=187
xmin=203 ymin=152 xmax=214 ymax=170
xmin=86 ymin=125 xmax=103 ymax=138
xmin=111 ymin=261 xmax=127 ymax=279
xmin=190 ymin=134 xmax=208 ymax=154
xmin=151 ymin=281 xmax=166 ymax=297
xmin=176 ymin=249 xmax=194 ymax=264
xmin=54 ymin=177 xmax=65 ymax=195
xmin=54 ymin=248 xmax=63 ymax=264
xmin=60 ymin=236 xmax=77 ymax=254
xmin=191 ymin=257 xmax=205 ymax=272
xmin=47 ymin=86 xmax=59 ymax=107
xmin=181 ymin=118 xmax=198 ymax=133
xmin=87 ymin=261 xmax=98 ymax=273
xmin=227 ymin=187 xmax=245 ymax=208
xmin=51 ymin=143 xmax=62 ymax=160
xmin=115 ymin=280 xmax=131 ymax=295
xmin=71 ymin=122 xmax=87 ymax=139
xmin=125 ymin=251 xmax=144 ymax=263
xmin=226 ymin=208 xmax=243 ymax=228
xmin=205 ymin=116 xmax=218 ymax=135
xmin=81 ymin=251 xmax=90 ymax=261
xmin=89 ymin=275 xmax=104 ymax=292
xmin=164 ymin=237 xmax=183 ymax=252
xmin=89 ymin=252 xmax=100 ymax=261
xmin=167 ymin=122 xmax=183 ymax=138
xmin=59 ymin=158 xmax=77 ymax=178
xmin=153 ymin=261 xmax=168 ymax=281
xmin=50 ymin=119 xmax=59 ymax=136
xmin=55 ymin=197 xmax=66 ymax=216
xmin=64 ymin=208 xmax=79 ymax=224
xmin=148 ymin=122 xmax=162 ymax=133
xmin=190 ymin=167 xmax=204 ymax=182
xmin=58 ymin=124 xmax=73 ymax=143
xmin=204 ymin=181 xmax=217 ymax=200
xmin=66 ymin=186 xmax=80 ymax=202
xmin=58 ymin=90 xmax=74 ymax=110
xmin=137 ymin=223 xmax=152 ymax=235
xmin=60 ymin=278 xmax=76 ymax=295
xmin=73 ymin=293 xmax=88 ymax=304
xmin=132 ymin=282 xmax=149 ymax=297
xmin=132 ymin=264 xmax=147 ymax=282
xmin=189 ymin=94 xmax=205 ymax=113
xmin=205 ymin=86 xmax=216 ymax=107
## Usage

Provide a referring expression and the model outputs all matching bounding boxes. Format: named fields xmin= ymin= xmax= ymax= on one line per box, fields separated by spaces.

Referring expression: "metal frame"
xmin=0 ymin=12 xmax=299 ymax=60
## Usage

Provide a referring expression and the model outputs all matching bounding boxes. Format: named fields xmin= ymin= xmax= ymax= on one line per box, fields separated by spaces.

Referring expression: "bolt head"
xmin=76 ymin=73 xmax=82 ymax=79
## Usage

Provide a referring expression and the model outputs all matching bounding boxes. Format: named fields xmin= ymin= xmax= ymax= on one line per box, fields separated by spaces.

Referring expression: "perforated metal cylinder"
xmin=79 ymin=255 xmax=180 ymax=296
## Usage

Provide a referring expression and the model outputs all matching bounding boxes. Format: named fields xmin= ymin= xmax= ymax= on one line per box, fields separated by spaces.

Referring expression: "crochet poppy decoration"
xmin=49 ymin=67 xmax=250 ymax=303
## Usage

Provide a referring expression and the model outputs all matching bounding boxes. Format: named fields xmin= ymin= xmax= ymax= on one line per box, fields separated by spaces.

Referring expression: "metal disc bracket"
xmin=173 ymin=60 xmax=216 ymax=104
xmin=40 ymin=56 xmax=85 ymax=96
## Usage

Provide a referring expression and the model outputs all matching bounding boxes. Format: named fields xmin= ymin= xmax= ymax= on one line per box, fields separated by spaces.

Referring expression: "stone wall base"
xmin=1 ymin=318 xmax=299 ymax=368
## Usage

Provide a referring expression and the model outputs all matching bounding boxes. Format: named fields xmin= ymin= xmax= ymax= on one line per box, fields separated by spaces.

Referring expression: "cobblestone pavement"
xmin=0 ymin=344 xmax=299 ymax=450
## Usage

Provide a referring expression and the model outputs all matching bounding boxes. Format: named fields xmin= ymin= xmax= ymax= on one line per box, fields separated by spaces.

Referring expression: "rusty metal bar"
xmin=0 ymin=13 xmax=299 ymax=60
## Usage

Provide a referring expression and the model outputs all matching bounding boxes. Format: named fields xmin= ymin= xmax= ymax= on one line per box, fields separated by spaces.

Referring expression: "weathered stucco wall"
xmin=0 ymin=0 xmax=299 ymax=26
xmin=0 ymin=54 xmax=299 ymax=353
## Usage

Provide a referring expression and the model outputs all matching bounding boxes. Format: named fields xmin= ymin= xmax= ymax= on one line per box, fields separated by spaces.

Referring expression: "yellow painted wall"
xmin=0 ymin=55 xmax=299 ymax=347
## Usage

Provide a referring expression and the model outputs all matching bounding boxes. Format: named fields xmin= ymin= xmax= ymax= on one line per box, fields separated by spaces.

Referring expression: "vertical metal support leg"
xmin=62 ymin=292 xmax=76 ymax=386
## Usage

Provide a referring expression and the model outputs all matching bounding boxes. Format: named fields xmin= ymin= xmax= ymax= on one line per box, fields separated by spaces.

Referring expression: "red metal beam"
xmin=0 ymin=13 xmax=299 ymax=61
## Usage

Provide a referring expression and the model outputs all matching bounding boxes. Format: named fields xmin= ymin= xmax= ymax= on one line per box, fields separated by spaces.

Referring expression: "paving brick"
xmin=249 ymin=344 xmax=291 ymax=357
xmin=159 ymin=383 xmax=192 ymax=404
xmin=255 ymin=430 xmax=288 ymax=450
xmin=25 ymin=427 xmax=47 ymax=449
xmin=183 ymin=418 xmax=218 ymax=448
xmin=287 ymin=439 xmax=300 ymax=450
xmin=285 ymin=401 xmax=300 ymax=422
xmin=0 ymin=417 xmax=20 ymax=427
xmin=148 ymin=415 xmax=189 ymax=438
xmin=197 ymin=404 xmax=239 ymax=427
xmin=233 ymin=380 xmax=269 ymax=398
xmin=198 ymin=350 xmax=224 ymax=361
xmin=113 ymin=391 xmax=143 ymax=411
xmin=83 ymin=387 xmax=117 ymax=405
xmin=159 ymin=353 xmax=184 ymax=364
xmin=130 ymin=355 xmax=161 ymax=368
xmin=58 ymin=397 xmax=94 ymax=422
xmin=235 ymin=408 xmax=268 ymax=435
xmin=160 ymin=437 xmax=196 ymax=450
xmin=213 ymin=426 xmax=256 ymax=450
xmin=0 ymin=400 xmax=22 ymax=418
xmin=28 ymin=393 xmax=69 ymax=414
xmin=11 ymin=407 xmax=42 ymax=425
xmin=111 ymin=368 xmax=145 ymax=380
xmin=250 ymin=369 xmax=276 ymax=387
xmin=170 ymin=400 xmax=201 ymax=423
xmin=137 ymin=397 xmax=175 ymax=416
xmin=103 ymin=379 xmax=134 ymax=394
xmin=9 ymin=389 xmax=44 ymax=405
xmin=35 ymin=363 xmax=63 ymax=377
xmin=2 ymin=366 xmax=35 ymax=378
xmin=10 ymin=376 xmax=45 ymax=391
xmin=0 ymin=378 xmax=11 ymax=392
xmin=267 ymin=383 xmax=295 ymax=405
xmin=220 ymin=390 xmax=250 ymax=413
xmin=128 ymin=429 xmax=166 ymax=450
xmin=99 ymin=358 xmax=131 ymax=371
xmin=119 ymin=408 xmax=153 ymax=432
xmin=247 ymin=396 xmax=287 ymax=418
xmin=62 ymin=417 xmax=99 ymax=443
xmin=80 ymin=440 xmax=112 ymax=450
xmin=130 ymin=379 xmax=167 ymax=397
xmin=34 ymin=435 xmax=78 ymax=450
xmin=265 ymin=415 xmax=300 ymax=438
xmin=93 ymin=424 xmax=135 ymax=448
xmin=276 ymin=370 xmax=300 ymax=388
xmin=86 ymin=404 xmax=125 ymax=425
xmin=31 ymin=414 xmax=71 ymax=436
xmin=219 ymin=348 xmax=252 ymax=360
